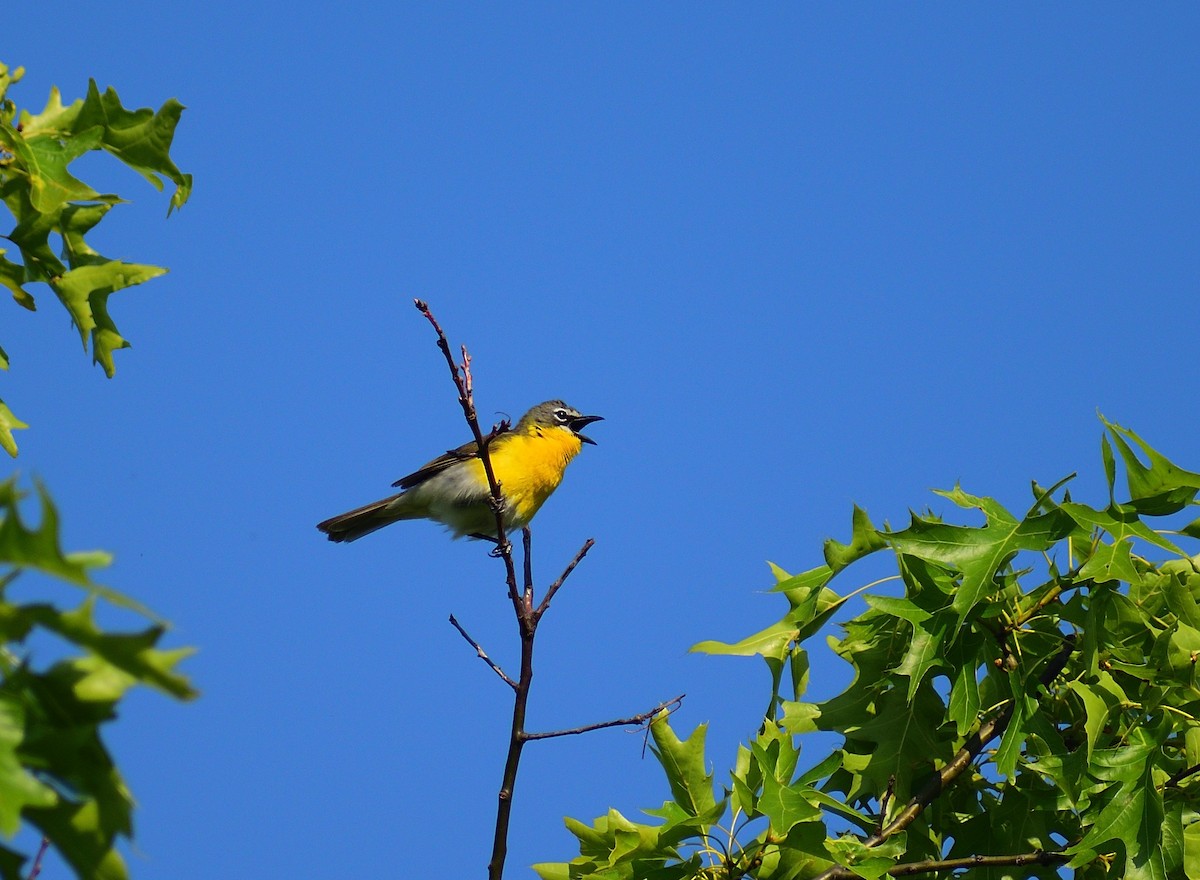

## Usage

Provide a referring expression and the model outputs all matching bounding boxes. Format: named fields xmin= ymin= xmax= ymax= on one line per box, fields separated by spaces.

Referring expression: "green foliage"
xmin=0 ymin=60 xmax=191 ymax=456
xmin=0 ymin=478 xmax=195 ymax=879
xmin=0 ymin=58 xmax=193 ymax=879
xmin=538 ymin=417 xmax=1200 ymax=879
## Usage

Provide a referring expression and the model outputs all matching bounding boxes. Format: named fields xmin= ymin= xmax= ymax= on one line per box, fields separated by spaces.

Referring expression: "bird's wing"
xmin=391 ymin=422 xmax=512 ymax=490
xmin=391 ymin=439 xmax=482 ymax=489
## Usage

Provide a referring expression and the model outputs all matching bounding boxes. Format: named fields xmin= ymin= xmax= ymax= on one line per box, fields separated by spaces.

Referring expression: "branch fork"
xmin=415 ymin=299 xmax=680 ymax=880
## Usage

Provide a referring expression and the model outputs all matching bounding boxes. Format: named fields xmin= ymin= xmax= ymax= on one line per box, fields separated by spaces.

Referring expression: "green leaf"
xmin=68 ymin=81 xmax=192 ymax=214
xmin=863 ymin=595 xmax=931 ymax=624
xmin=887 ymin=486 xmax=1074 ymax=631
xmin=691 ymin=619 xmax=797 ymax=660
xmin=1067 ymin=680 xmax=1115 ymax=762
xmin=0 ymin=696 xmax=58 ymax=836
xmin=1180 ymin=516 xmax=1200 ymax=540
xmin=51 ymin=261 xmax=166 ymax=377
xmin=22 ymin=597 xmax=197 ymax=700
xmin=1163 ymin=573 xmax=1200 ymax=630
xmin=0 ymin=479 xmax=100 ymax=586
xmin=756 ymin=820 xmax=836 ymax=879
xmin=947 ymin=642 xmax=982 ymax=737
xmin=758 ymin=775 xmax=821 ymax=834
xmin=841 ymin=680 xmax=952 ymax=800
xmin=0 ymin=401 xmax=27 ymax=458
xmin=648 ymin=717 xmax=718 ymax=819
xmin=1102 ymin=416 xmax=1200 ymax=515
xmin=1101 ymin=431 xmax=1117 ymax=505
xmin=0 ymin=120 xmax=102 ymax=213
xmin=892 ymin=610 xmax=951 ymax=701
xmin=0 ymin=250 xmax=34 ymax=311
xmin=993 ymin=689 xmax=1032 ymax=779
xmin=0 ymin=477 xmax=158 ymax=617
xmin=693 ymin=564 xmax=838 ymax=659
xmin=1184 ymin=821 xmax=1200 ymax=879
xmin=824 ymin=832 xmax=906 ymax=880
xmin=1056 ymin=499 xmax=1184 ymax=584
xmin=25 ymin=800 xmax=128 ymax=880
xmin=824 ymin=505 xmax=886 ymax=573
xmin=780 ymin=700 xmax=820 ymax=735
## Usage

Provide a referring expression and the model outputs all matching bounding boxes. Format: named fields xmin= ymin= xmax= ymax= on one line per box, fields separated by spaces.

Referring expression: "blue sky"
xmin=4 ymin=5 xmax=1199 ymax=877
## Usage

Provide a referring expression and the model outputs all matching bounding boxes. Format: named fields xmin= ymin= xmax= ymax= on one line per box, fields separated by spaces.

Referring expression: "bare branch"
xmin=449 ymin=614 xmax=517 ymax=691
xmin=413 ymin=299 xmax=513 ymax=564
xmin=534 ymin=538 xmax=595 ymax=622
xmin=415 ymin=301 xmax=526 ymax=880
xmin=26 ymin=837 xmax=50 ymax=880
xmin=524 ymin=694 xmax=686 ymax=741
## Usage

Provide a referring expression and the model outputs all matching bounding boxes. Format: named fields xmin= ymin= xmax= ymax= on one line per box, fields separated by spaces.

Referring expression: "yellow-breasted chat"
xmin=317 ymin=400 xmax=603 ymax=543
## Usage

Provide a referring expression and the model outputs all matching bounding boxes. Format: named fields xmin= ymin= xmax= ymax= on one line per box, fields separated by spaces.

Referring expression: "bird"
xmin=317 ymin=400 xmax=603 ymax=543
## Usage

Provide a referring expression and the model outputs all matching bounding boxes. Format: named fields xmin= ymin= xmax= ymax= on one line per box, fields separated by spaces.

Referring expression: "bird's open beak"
xmin=569 ymin=414 xmax=604 ymax=445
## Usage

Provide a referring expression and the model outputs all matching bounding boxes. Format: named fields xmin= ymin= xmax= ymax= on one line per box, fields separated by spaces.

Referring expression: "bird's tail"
xmin=317 ymin=493 xmax=421 ymax=543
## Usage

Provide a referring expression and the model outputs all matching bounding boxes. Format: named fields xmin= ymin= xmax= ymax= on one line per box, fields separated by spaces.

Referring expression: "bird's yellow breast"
xmin=486 ymin=424 xmax=584 ymax=525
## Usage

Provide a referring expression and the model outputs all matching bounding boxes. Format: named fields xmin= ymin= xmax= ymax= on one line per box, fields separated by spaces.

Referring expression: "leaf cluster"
xmin=538 ymin=417 xmax=1200 ymax=879
xmin=0 ymin=479 xmax=196 ymax=879
xmin=0 ymin=60 xmax=191 ymax=455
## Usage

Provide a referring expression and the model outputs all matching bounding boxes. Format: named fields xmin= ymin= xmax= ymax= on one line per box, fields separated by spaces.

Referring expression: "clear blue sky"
xmin=4 ymin=5 xmax=1199 ymax=877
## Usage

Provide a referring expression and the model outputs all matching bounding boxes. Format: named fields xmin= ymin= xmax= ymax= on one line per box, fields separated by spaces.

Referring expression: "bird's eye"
xmin=554 ymin=409 xmax=569 ymax=423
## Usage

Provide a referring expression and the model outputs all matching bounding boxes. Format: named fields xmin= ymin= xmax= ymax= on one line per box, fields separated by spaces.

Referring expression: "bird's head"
xmin=520 ymin=400 xmax=604 ymax=445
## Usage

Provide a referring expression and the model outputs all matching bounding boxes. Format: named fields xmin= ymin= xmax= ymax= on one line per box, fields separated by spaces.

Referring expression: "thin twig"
xmin=534 ymin=538 xmax=595 ymax=621
xmin=524 ymin=694 xmax=686 ymax=741
xmin=413 ymin=299 xmax=513 ymax=566
xmin=26 ymin=837 xmax=50 ymax=880
xmin=813 ymin=635 xmax=1076 ymax=880
xmin=449 ymin=614 xmax=517 ymax=691
xmin=822 ymin=848 xmax=1067 ymax=879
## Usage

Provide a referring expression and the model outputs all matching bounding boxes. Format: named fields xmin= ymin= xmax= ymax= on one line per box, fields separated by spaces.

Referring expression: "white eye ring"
xmin=554 ymin=409 xmax=569 ymax=422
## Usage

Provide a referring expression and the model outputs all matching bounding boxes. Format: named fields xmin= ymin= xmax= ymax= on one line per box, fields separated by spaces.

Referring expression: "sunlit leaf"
xmin=648 ymin=717 xmax=718 ymax=819
xmin=887 ymin=487 xmax=1074 ymax=631
xmin=0 ymin=402 xmax=27 ymax=458
xmin=824 ymin=505 xmax=886 ymax=573
xmin=1102 ymin=416 xmax=1200 ymax=515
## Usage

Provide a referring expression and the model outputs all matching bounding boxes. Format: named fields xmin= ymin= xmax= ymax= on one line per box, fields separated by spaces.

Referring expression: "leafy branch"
xmin=0 ymin=60 xmax=191 ymax=455
xmin=413 ymin=300 xmax=683 ymax=880
xmin=815 ymin=635 xmax=1076 ymax=880
xmin=0 ymin=480 xmax=196 ymax=880
xmin=537 ymin=417 xmax=1200 ymax=879
xmin=0 ymin=59 xmax=193 ymax=880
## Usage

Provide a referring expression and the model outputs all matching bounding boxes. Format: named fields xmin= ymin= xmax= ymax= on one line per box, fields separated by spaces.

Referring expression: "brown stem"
xmin=489 ymin=587 xmax=535 ymax=880
xmin=449 ymin=614 xmax=517 ymax=691
xmin=26 ymin=837 xmax=50 ymax=880
xmin=524 ymin=694 xmax=686 ymax=740
xmin=823 ymin=849 xmax=1067 ymax=879
xmin=413 ymin=299 xmax=517 ymax=596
